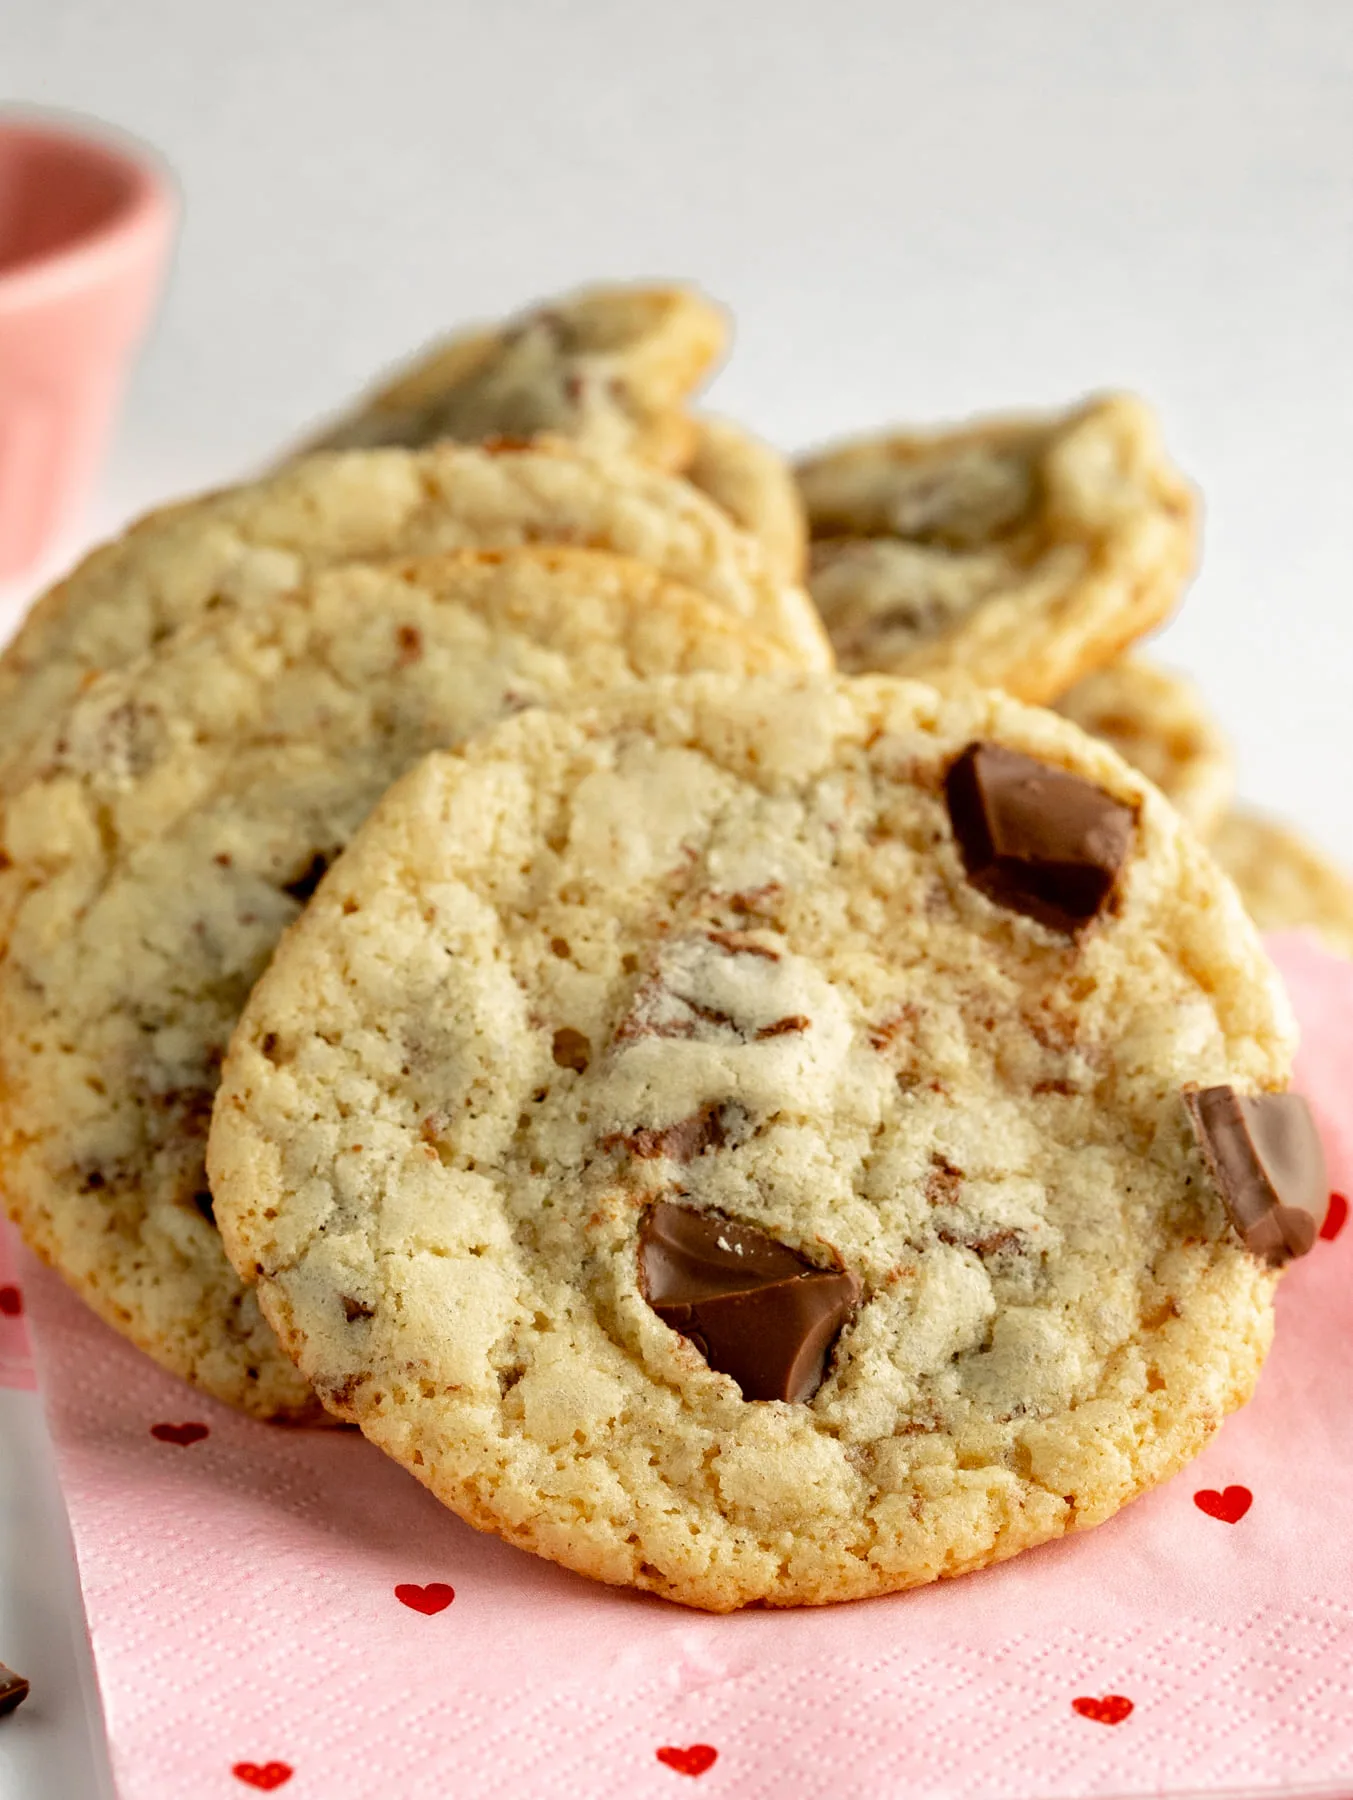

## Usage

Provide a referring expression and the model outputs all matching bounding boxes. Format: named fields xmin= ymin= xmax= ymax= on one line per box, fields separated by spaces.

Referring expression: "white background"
xmin=1 ymin=3 xmax=1351 ymax=1795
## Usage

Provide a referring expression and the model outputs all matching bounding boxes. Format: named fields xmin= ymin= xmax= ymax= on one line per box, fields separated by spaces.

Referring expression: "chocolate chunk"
xmin=755 ymin=1014 xmax=811 ymax=1040
xmin=283 ymin=851 xmax=332 ymax=904
xmin=613 ymin=990 xmax=740 ymax=1045
xmin=0 ymin=1661 xmax=29 ymax=1718
xmin=937 ymin=1224 xmax=1022 ymax=1258
xmin=944 ymin=742 xmax=1134 ymax=933
xmin=1184 ymin=1086 xmax=1329 ymax=1267
xmin=638 ymin=1203 xmax=862 ymax=1402
xmin=550 ymin=1027 xmax=591 ymax=1073
xmin=603 ymin=1103 xmax=728 ymax=1163
xmin=705 ymin=929 xmax=780 ymax=961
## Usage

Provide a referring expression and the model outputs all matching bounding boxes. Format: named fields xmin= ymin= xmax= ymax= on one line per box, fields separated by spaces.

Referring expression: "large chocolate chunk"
xmin=944 ymin=742 xmax=1134 ymax=933
xmin=1183 ymin=1086 xmax=1329 ymax=1266
xmin=638 ymin=1203 xmax=861 ymax=1403
xmin=0 ymin=1661 xmax=29 ymax=1718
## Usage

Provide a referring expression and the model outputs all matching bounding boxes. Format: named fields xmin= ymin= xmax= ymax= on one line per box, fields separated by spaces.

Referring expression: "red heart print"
xmin=1072 ymin=1695 xmax=1133 ymax=1726
xmin=1194 ymin=1484 xmax=1252 ymax=1523
xmin=1321 ymin=1191 xmax=1348 ymax=1241
xmin=232 ymin=1764 xmax=293 ymax=1791
xmin=0 ymin=1285 xmax=22 ymax=1317
xmin=150 ymin=1422 xmax=210 ymax=1447
xmin=395 ymin=1582 xmax=455 ymax=1615
xmin=657 ymin=1745 xmax=718 ymax=1777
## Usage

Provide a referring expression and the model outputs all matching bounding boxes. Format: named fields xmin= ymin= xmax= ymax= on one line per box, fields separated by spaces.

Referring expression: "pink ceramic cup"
xmin=0 ymin=113 xmax=175 ymax=580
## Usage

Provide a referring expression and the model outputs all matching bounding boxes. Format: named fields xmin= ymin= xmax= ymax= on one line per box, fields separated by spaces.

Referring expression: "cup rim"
xmin=0 ymin=107 xmax=176 ymax=314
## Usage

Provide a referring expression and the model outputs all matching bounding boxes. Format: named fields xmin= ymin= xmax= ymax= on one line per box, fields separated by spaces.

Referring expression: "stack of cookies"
xmin=0 ymin=282 xmax=1338 ymax=1612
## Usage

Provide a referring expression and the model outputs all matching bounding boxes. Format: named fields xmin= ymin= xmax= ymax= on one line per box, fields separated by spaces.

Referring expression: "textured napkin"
xmin=13 ymin=934 xmax=1353 ymax=1800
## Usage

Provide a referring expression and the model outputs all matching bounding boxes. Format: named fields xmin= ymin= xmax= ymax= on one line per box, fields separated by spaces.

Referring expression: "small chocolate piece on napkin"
xmin=1183 ymin=1086 xmax=1329 ymax=1266
xmin=639 ymin=1202 xmax=861 ymax=1403
xmin=0 ymin=1661 xmax=29 ymax=1718
xmin=945 ymin=741 xmax=1134 ymax=933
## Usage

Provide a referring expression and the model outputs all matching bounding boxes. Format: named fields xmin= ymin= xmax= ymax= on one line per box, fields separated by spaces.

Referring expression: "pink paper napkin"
xmin=17 ymin=934 xmax=1353 ymax=1800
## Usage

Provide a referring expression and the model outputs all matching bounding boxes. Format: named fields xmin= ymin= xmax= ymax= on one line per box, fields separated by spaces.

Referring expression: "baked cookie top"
xmin=1214 ymin=808 xmax=1353 ymax=959
xmin=208 ymin=673 xmax=1294 ymax=1607
xmin=0 ymin=550 xmax=798 ymax=1421
xmin=685 ymin=415 xmax=807 ymax=583
xmin=1055 ymin=656 xmax=1234 ymax=838
xmin=0 ymin=437 xmax=830 ymax=777
xmin=796 ymin=394 xmax=1197 ymax=702
xmin=305 ymin=282 xmax=726 ymax=470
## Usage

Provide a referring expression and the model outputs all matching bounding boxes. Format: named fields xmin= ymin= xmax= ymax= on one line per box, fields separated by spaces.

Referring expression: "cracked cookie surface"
xmin=797 ymin=394 xmax=1197 ymax=701
xmin=0 ymin=551 xmax=796 ymax=1420
xmin=305 ymin=281 xmax=726 ymax=470
xmin=208 ymin=672 xmax=1292 ymax=1605
xmin=0 ymin=436 xmax=830 ymax=785
xmin=1055 ymin=656 xmax=1234 ymax=838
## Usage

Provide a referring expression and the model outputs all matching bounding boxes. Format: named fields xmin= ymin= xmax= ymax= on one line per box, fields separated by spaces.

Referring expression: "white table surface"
xmin=1 ymin=3 xmax=1351 ymax=1794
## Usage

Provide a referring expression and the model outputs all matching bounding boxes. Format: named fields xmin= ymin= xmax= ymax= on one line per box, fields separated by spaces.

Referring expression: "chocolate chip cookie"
xmin=1214 ymin=808 xmax=1353 ymax=958
xmin=685 ymin=415 xmax=807 ymax=583
xmin=1055 ymin=656 xmax=1233 ymax=838
xmin=0 ymin=551 xmax=799 ymax=1421
xmin=208 ymin=672 xmax=1300 ymax=1606
xmin=304 ymin=282 xmax=726 ymax=470
xmin=797 ymin=394 xmax=1197 ymax=701
xmin=0 ymin=437 xmax=830 ymax=790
